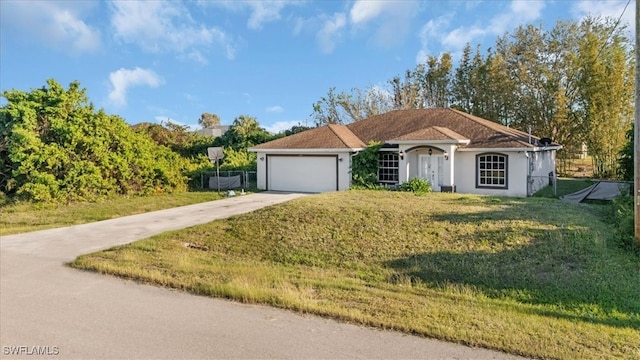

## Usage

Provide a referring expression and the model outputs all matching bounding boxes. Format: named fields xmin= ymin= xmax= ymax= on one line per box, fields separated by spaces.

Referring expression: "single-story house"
xmin=249 ymin=108 xmax=562 ymax=197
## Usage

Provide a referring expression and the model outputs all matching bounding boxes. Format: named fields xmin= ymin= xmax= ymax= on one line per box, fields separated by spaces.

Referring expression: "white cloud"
xmin=1 ymin=1 xmax=100 ymax=53
xmin=416 ymin=14 xmax=453 ymax=62
xmin=108 ymin=67 xmax=164 ymax=107
xmin=349 ymin=0 xmax=419 ymax=48
xmin=184 ymin=93 xmax=199 ymax=102
xmin=266 ymin=105 xmax=284 ymax=113
xmin=110 ymin=1 xmax=235 ymax=61
xmin=441 ymin=26 xmax=486 ymax=51
xmin=487 ymin=0 xmax=545 ymax=35
xmin=350 ymin=0 xmax=387 ymax=24
xmin=417 ymin=0 xmax=546 ymax=62
xmin=317 ymin=13 xmax=347 ymax=54
xmin=246 ymin=1 xmax=288 ymax=30
xmin=185 ymin=50 xmax=208 ymax=64
xmin=198 ymin=1 xmax=298 ymax=30
xmin=264 ymin=120 xmax=306 ymax=134
xmin=572 ymin=0 xmax=634 ymax=33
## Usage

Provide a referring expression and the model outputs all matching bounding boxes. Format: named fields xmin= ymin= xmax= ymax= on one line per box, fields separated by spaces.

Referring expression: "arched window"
xmin=476 ymin=153 xmax=508 ymax=189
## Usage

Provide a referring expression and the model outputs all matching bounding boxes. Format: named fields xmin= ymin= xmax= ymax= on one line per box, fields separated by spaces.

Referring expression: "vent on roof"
xmin=539 ymin=137 xmax=552 ymax=146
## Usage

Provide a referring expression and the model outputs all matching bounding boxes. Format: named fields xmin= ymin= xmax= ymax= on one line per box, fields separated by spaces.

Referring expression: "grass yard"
xmin=0 ymin=191 xmax=227 ymax=236
xmin=533 ymin=177 xmax=594 ymax=198
xmin=71 ymin=191 xmax=639 ymax=359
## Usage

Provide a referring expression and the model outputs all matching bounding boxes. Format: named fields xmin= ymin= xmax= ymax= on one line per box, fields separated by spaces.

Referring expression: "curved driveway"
xmin=1 ymin=192 xmax=524 ymax=359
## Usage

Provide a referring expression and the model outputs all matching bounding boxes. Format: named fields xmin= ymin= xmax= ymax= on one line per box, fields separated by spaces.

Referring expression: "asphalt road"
xmin=1 ymin=192 xmax=526 ymax=359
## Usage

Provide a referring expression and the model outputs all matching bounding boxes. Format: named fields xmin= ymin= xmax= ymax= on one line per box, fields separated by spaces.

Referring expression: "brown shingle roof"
xmin=347 ymin=108 xmax=551 ymax=148
xmin=252 ymin=108 xmax=558 ymax=150
xmin=251 ymin=124 xmax=365 ymax=150
xmin=392 ymin=126 xmax=469 ymax=142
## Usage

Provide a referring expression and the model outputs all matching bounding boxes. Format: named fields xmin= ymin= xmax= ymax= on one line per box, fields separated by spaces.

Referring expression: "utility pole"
xmin=635 ymin=0 xmax=640 ymax=245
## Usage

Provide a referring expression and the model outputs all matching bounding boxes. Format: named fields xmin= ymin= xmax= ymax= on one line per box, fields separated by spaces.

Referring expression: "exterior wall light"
xmin=444 ymin=151 xmax=449 ymax=160
xmin=260 ymin=156 xmax=264 ymax=161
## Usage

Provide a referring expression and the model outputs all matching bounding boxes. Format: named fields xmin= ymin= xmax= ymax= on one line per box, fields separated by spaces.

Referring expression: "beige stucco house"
xmin=249 ymin=108 xmax=561 ymax=197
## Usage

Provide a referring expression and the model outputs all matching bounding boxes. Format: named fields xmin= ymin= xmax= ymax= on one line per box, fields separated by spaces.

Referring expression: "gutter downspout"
xmin=525 ymin=151 xmax=532 ymax=196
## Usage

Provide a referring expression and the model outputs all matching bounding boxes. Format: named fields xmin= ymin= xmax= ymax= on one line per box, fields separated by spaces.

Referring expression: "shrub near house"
xmin=0 ymin=80 xmax=196 ymax=202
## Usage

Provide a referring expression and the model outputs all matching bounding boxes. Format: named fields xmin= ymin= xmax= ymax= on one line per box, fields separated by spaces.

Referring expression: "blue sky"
xmin=0 ymin=1 xmax=635 ymax=133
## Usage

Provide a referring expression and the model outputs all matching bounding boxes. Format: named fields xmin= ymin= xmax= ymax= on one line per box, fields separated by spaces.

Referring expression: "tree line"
xmin=312 ymin=17 xmax=635 ymax=178
xmin=0 ymin=80 xmax=307 ymax=203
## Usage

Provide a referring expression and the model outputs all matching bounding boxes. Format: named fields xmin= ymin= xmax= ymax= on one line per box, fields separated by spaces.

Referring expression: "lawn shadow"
xmin=385 ymin=196 xmax=640 ymax=329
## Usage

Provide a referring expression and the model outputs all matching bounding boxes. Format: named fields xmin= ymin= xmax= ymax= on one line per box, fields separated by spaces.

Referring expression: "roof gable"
xmin=251 ymin=124 xmax=365 ymax=150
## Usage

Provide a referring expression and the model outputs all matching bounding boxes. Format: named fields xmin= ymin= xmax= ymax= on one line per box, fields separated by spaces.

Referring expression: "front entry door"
xmin=419 ymin=154 xmax=443 ymax=191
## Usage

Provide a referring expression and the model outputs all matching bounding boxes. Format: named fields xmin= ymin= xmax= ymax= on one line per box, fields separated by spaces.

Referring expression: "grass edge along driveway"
xmin=71 ymin=191 xmax=640 ymax=360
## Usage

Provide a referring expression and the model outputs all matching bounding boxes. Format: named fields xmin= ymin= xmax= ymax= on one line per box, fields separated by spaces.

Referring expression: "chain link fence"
xmin=528 ymin=172 xmax=556 ymax=196
xmin=200 ymin=171 xmax=257 ymax=191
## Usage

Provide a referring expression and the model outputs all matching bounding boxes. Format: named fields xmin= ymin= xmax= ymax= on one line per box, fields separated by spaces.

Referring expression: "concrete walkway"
xmin=1 ymin=192 xmax=525 ymax=359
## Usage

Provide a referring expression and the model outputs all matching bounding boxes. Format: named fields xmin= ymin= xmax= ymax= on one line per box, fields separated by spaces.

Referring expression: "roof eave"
xmin=457 ymin=145 xmax=563 ymax=152
xmin=248 ymin=148 xmax=365 ymax=153
xmin=387 ymin=139 xmax=471 ymax=145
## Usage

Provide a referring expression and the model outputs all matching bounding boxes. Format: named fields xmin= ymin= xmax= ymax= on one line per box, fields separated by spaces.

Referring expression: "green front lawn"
xmin=0 ymin=191 xmax=227 ymax=236
xmin=533 ymin=177 xmax=594 ymax=198
xmin=71 ymin=191 xmax=639 ymax=359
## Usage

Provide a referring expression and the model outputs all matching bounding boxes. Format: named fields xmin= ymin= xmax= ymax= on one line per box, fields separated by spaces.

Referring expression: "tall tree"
xmin=312 ymin=86 xmax=392 ymax=126
xmin=213 ymin=115 xmax=274 ymax=151
xmin=312 ymin=87 xmax=346 ymax=125
xmin=417 ymin=53 xmax=453 ymax=108
xmin=389 ymin=69 xmax=420 ymax=110
xmin=198 ymin=113 xmax=221 ymax=128
xmin=618 ymin=124 xmax=634 ymax=180
xmin=575 ymin=17 xmax=634 ymax=177
xmin=451 ymin=43 xmax=480 ymax=113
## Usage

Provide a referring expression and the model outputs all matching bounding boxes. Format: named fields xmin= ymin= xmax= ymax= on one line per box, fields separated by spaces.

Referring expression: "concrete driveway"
xmin=1 ymin=191 xmax=525 ymax=359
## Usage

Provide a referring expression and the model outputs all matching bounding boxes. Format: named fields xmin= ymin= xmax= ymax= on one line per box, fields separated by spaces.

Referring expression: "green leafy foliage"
xmin=210 ymin=115 xmax=280 ymax=171
xmin=198 ymin=112 xmax=220 ymax=128
xmin=213 ymin=115 xmax=275 ymax=151
xmin=281 ymin=124 xmax=313 ymax=136
xmin=617 ymin=125 xmax=633 ymax=181
xmin=610 ymin=195 xmax=638 ymax=252
xmin=398 ymin=177 xmax=432 ymax=195
xmin=219 ymin=148 xmax=257 ymax=171
xmin=0 ymin=79 xmax=193 ymax=202
xmin=133 ymin=121 xmax=214 ymax=159
xmin=350 ymin=142 xmax=381 ymax=188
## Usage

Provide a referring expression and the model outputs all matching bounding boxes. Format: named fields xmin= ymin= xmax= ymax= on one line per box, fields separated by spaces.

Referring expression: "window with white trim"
xmin=378 ymin=153 xmax=399 ymax=184
xmin=477 ymin=153 xmax=508 ymax=188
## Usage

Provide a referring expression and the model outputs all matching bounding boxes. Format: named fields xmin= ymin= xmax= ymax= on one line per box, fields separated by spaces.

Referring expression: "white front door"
xmin=418 ymin=154 xmax=443 ymax=191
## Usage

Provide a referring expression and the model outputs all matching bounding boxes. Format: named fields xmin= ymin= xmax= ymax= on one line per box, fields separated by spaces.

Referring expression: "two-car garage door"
xmin=267 ymin=155 xmax=338 ymax=193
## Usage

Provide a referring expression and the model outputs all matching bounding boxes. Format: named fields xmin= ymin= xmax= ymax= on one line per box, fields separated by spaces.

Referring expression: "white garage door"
xmin=268 ymin=155 xmax=337 ymax=192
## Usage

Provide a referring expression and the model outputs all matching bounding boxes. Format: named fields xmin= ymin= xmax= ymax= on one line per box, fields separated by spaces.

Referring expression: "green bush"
xmin=398 ymin=178 xmax=432 ymax=195
xmin=351 ymin=142 xmax=381 ymax=189
xmin=0 ymin=79 xmax=195 ymax=203
xmin=610 ymin=195 xmax=639 ymax=252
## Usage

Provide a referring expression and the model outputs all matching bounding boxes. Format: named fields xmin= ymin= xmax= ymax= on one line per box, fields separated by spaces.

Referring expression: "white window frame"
xmin=378 ymin=152 xmax=399 ymax=184
xmin=476 ymin=153 xmax=508 ymax=189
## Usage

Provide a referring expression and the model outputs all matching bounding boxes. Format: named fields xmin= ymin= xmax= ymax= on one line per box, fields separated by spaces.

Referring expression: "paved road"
xmin=1 ymin=192 xmax=525 ymax=359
